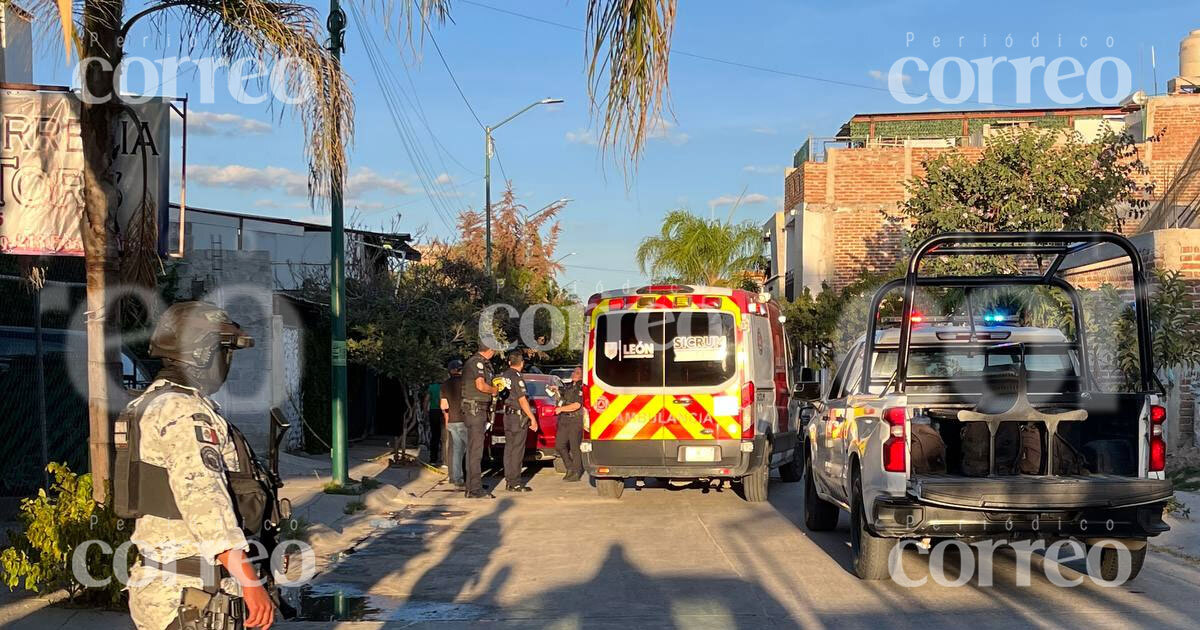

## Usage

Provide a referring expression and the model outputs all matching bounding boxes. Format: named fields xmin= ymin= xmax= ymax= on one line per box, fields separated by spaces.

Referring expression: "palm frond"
xmin=586 ymin=0 xmax=676 ymax=168
xmin=136 ymin=0 xmax=354 ymax=198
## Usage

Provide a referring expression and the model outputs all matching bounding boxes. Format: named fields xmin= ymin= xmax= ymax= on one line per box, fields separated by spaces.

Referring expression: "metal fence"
xmin=0 ymin=257 xmax=90 ymax=497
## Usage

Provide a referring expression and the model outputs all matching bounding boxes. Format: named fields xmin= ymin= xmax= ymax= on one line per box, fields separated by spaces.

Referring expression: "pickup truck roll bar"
xmin=863 ymin=232 xmax=1154 ymax=395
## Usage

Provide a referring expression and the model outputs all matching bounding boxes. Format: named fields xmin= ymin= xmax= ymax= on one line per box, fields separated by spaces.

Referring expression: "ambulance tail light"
xmin=694 ymin=295 xmax=723 ymax=309
xmin=582 ymin=383 xmax=592 ymax=431
xmin=882 ymin=406 xmax=907 ymax=473
xmin=608 ymin=297 xmax=630 ymax=310
xmin=740 ymin=382 xmax=756 ymax=438
xmin=1149 ymin=404 xmax=1166 ymax=472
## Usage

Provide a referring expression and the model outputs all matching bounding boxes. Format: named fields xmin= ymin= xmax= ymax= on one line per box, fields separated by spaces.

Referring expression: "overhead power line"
xmin=458 ymin=0 xmax=1033 ymax=108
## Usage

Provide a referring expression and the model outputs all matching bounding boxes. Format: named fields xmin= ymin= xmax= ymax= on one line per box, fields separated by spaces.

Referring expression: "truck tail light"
xmin=740 ymin=382 xmax=755 ymax=438
xmin=882 ymin=406 xmax=907 ymax=473
xmin=1149 ymin=404 xmax=1166 ymax=472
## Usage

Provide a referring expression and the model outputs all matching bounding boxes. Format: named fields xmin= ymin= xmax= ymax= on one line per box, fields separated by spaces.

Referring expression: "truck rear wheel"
xmin=850 ymin=469 xmax=894 ymax=580
xmin=742 ymin=464 xmax=769 ymax=503
xmin=596 ymin=478 xmax=624 ymax=499
xmin=804 ymin=458 xmax=839 ymax=531
xmin=779 ymin=448 xmax=802 ymax=483
xmin=1097 ymin=542 xmax=1148 ymax=583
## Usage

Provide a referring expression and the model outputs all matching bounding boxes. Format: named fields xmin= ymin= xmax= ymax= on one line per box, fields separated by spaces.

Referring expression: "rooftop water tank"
xmin=1182 ymin=29 xmax=1200 ymax=79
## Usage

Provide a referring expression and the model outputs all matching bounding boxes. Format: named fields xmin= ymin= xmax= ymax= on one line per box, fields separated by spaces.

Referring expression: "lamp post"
xmin=485 ymin=98 xmax=563 ymax=277
xmin=327 ymin=0 xmax=349 ymax=486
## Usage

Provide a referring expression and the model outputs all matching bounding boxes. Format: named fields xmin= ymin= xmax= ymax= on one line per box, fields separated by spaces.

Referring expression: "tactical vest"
xmin=113 ymin=384 xmax=276 ymax=535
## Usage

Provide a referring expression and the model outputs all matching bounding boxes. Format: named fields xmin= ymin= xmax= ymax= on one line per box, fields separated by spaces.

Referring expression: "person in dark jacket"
xmin=555 ymin=366 xmax=585 ymax=481
xmin=440 ymin=360 xmax=466 ymax=489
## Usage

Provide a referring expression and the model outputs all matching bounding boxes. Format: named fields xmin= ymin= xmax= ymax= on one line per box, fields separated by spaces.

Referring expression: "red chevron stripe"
xmin=597 ymin=394 xmax=654 ymax=440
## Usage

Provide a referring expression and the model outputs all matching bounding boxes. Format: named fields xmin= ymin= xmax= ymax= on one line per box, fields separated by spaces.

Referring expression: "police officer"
xmin=121 ymin=302 xmax=274 ymax=629
xmin=497 ymin=350 xmax=539 ymax=492
xmin=554 ymin=366 xmax=585 ymax=482
xmin=460 ymin=344 xmax=498 ymax=498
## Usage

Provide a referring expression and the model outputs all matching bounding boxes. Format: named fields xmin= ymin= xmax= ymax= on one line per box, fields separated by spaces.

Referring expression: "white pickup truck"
xmin=798 ymin=232 xmax=1174 ymax=581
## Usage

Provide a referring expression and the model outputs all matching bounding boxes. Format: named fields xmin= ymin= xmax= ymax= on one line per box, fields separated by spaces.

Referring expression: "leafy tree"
xmin=635 ymin=209 xmax=765 ymax=287
xmin=437 ymin=183 xmax=570 ymax=306
xmin=904 ymin=128 xmax=1153 ymax=241
xmin=1 ymin=464 xmax=131 ymax=608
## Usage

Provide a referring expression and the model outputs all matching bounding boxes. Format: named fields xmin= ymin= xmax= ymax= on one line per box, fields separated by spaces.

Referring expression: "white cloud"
xmin=346 ymin=167 xmax=414 ymax=195
xmin=173 ymin=111 xmax=272 ymax=136
xmin=565 ymin=128 xmax=598 ymax=145
xmin=567 ymin=117 xmax=688 ymax=146
xmin=707 ymin=192 xmax=770 ymax=209
xmin=742 ymin=164 xmax=783 ymax=175
xmin=190 ymin=165 xmax=309 ymax=196
xmin=190 ymin=164 xmax=412 ymax=198
xmin=434 ymin=172 xmax=454 ymax=185
xmin=647 ymin=116 xmax=689 ymax=145
xmin=869 ymin=68 xmax=911 ymax=84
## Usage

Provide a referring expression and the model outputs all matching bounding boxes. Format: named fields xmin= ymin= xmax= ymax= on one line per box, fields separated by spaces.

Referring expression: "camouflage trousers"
xmin=128 ymin=564 xmax=240 ymax=630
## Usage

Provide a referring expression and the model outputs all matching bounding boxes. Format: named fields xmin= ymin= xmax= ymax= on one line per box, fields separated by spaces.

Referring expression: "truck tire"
xmin=1097 ymin=542 xmax=1147 ymax=583
xmin=742 ymin=463 xmax=769 ymax=502
xmin=553 ymin=458 xmax=567 ymax=474
xmin=804 ymin=458 xmax=839 ymax=531
xmin=596 ymin=478 xmax=624 ymax=499
xmin=850 ymin=468 xmax=894 ymax=580
xmin=779 ymin=447 xmax=803 ymax=483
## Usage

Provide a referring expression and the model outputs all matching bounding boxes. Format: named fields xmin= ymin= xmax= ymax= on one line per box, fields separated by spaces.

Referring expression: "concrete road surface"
xmin=283 ymin=465 xmax=1200 ymax=629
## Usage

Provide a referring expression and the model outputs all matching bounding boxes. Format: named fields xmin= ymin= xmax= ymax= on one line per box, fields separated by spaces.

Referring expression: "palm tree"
xmin=635 ymin=209 xmax=765 ymax=287
xmin=35 ymin=0 xmax=679 ymax=499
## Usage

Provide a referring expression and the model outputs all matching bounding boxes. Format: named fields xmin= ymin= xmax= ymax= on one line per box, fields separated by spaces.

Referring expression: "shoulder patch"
xmin=195 ymin=425 xmax=220 ymax=445
xmin=476 ymin=362 xmax=484 ymax=370
xmin=192 ymin=413 xmax=215 ymax=426
xmin=200 ymin=446 xmax=224 ymax=472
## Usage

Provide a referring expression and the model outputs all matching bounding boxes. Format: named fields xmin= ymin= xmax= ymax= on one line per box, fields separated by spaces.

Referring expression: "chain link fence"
xmin=0 ymin=257 xmax=89 ymax=497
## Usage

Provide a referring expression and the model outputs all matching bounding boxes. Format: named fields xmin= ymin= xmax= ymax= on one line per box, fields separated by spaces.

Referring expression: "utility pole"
xmin=482 ymin=98 xmax=563 ymax=278
xmin=327 ymin=0 xmax=349 ymax=486
xmin=484 ymin=126 xmax=493 ymax=276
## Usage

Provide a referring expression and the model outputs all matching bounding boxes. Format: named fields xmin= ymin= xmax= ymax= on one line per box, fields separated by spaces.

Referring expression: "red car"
xmin=487 ymin=373 xmax=565 ymax=468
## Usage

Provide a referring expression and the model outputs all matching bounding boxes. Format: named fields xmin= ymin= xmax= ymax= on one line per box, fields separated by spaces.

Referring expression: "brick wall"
xmin=784 ymin=96 xmax=1200 ymax=293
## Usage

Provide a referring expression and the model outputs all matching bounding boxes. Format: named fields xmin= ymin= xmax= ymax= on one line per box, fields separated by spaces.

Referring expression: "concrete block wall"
xmin=173 ymin=249 xmax=277 ymax=450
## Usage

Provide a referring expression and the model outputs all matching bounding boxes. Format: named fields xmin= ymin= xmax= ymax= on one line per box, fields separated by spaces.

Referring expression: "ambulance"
xmin=580 ymin=284 xmax=803 ymax=501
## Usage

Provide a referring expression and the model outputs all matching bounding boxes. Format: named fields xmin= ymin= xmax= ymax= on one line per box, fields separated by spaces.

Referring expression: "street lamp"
xmin=485 ymin=98 xmax=564 ymax=277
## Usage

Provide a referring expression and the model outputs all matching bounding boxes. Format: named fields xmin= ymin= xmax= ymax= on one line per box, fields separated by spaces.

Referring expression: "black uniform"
xmin=460 ymin=352 xmax=494 ymax=495
xmin=556 ymin=380 xmax=585 ymax=479
xmin=498 ymin=367 xmax=531 ymax=487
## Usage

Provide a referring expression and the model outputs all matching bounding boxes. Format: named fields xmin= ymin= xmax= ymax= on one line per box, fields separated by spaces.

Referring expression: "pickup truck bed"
xmin=910 ymin=474 xmax=1173 ymax=510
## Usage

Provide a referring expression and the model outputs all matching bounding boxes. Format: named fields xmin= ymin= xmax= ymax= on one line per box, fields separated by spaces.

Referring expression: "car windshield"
xmin=872 ymin=345 xmax=1079 ymax=379
xmin=525 ymin=379 xmax=561 ymax=400
xmin=594 ymin=310 xmax=737 ymax=388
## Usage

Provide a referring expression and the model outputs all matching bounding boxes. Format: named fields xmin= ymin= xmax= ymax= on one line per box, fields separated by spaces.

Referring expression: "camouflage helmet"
xmin=150 ymin=302 xmax=254 ymax=368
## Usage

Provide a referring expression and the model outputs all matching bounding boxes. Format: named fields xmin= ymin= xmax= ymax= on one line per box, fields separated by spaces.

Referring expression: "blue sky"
xmin=32 ymin=0 xmax=1197 ymax=297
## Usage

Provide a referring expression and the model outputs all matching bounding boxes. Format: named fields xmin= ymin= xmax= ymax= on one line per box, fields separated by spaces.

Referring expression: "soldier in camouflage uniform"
xmin=124 ymin=302 xmax=275 ymax=630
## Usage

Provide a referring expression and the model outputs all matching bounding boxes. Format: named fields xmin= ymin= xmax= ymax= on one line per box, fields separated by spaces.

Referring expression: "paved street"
xmin=282 ymin=466 xmax=1200 ymax=629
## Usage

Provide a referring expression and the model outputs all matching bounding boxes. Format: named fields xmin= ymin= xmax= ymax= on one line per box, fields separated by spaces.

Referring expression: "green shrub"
xmin=0 ymin=463 xmax=133 ymax=609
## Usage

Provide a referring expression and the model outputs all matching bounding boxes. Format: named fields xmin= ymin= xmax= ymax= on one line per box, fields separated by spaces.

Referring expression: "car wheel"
xmin=804 ymin=457 xmax=839 ymax=531
xmin=779 ymin=447 xmax=803 ymax=483
xmin=596 ymin=478 xmax=624 ymax=499
xmin=553 ymin=458 xmax=567 ymax=474
xmin=1097 ymin=541 xmax=1147 ymax=583
xmin=850 ymin=467 xmax=895 ymax=580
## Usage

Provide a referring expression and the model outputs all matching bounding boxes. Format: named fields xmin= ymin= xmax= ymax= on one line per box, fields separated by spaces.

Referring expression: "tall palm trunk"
xmin=80 ymin=0 xmax=125 ymax=503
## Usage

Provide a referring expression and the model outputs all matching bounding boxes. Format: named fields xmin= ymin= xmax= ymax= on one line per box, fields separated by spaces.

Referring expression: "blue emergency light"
xmin=981 ymin=312 xmax=1009 ymax=324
